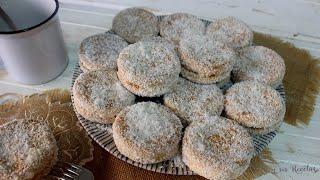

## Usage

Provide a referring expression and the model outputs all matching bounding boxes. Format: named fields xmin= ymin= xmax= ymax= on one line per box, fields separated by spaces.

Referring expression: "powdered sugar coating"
xmin=73 ymin=70 xmax=135 ymax=124
xmin=113 ymin=102 xmax=183 ymax=164
xmin=206 ymin=16 xmax=253 ymax=49
xmin=160 ymin=13 xmax=206 ymax=45
xmin=0 ymin=119 xmax=58 ymax=180
xmin=117 ymin=37 xmax=181 ymax=97
xmin=182 ymin=116 xmax=254 ymax=180
xmin=232 ymin=46 xmax=286 ymax=87
xmin=112 ymin=8 xmax=159 ymax=43
xmin=79 ymin=32 xmax=128 ymax=72
xmin=164 ymin=78 xmax=224 ymax=126
xmin=225 ymin=81 xmax=285 ymax=128
xmin=178 ymin=34 xmax=236 ymax=84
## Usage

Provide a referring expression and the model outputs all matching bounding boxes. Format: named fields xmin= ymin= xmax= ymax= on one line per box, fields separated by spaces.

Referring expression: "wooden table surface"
xmin=0 ymin=0 xmax=320 ymax=179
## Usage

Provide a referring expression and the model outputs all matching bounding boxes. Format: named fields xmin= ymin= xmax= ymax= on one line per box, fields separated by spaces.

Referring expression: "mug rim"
xmin=0 ymin=0 xmax=59 ymax=34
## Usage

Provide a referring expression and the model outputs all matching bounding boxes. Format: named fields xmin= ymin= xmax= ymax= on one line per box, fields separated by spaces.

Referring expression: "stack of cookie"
xmin=73 ymin=7 xmax=286 ymax=180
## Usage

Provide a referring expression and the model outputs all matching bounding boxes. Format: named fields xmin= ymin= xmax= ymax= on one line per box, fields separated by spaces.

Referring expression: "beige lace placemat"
xmin=0 ymin=89 xmax=93 ymax=165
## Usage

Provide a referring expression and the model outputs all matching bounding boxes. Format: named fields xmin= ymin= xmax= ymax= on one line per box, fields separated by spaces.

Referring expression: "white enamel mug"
xmin=0 ymin=0 xmax=68 ymax=84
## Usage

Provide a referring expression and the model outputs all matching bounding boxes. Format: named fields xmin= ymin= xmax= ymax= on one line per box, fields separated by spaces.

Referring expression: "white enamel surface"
xmin=0 ymin=0 xmax=68 ymax=84
xmin=0 ymin=0 xmax=56 ymax=31
xmin=0 ymin=1 xmax=320 ymax=179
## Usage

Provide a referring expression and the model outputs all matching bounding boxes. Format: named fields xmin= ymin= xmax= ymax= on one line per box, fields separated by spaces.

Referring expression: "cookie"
xmin=182 ymin=116 xmax=254 ymax=180
xmin=112 ymin=8 xmax=159 ymax=43
xmin=225 ymin=81 xmax=285 ymax=129
xmin=117 ymin=37 xmax=181 ymax=97
xmin=164 ymin=78 xmax=224 ymax=126
xmin=73 ymin=70 xmax=135 ymax=124
xmin=113 ymin=102 xmax=183 ymax=164
xmin=79 ymin=32 xmax=128 ymax=72
xmin=0 ymin=119 xmax=58 ymax=180
xmin=178 ymin=35 xmax=236 ymax=84
xmin=206 ymin=16 xmax=253 ymax=49
xmin=232 ymin=46 xmax=286 ymax=88
xmin=160 ymin=13 xmax=206 ymax=45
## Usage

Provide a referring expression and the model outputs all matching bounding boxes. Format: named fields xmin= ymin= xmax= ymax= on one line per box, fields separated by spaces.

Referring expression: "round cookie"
xmin=0 ymin=119 xmax=58 ymax=180
xmin=113 ymin=102 xmax=183 ymax=164
xmin=73 ymin=70 xmax=135 ymax=124
xmin=164 ymin=78 xmax=224 ymax=126
xmin=79 ymin=32 xmax=129 ymax=72
xmin=206 ymin=16 xmax=253 ymax=49
xmin=232 ymin=46 xmax=286 ymax=88
xmin=117 ymin=37 xmax=181 ymax=97
xmin=182 ymin=116 xmax=254 ymax=180
xmin=178 ymin=35 xmax=236 ymax=84
xmin=160 ymin=13 xmax=206 ymax=45
xmin=112 ymin=8 xmax=159 ymax=43
xmin=225 ymin=81 xmax=285 ymax=129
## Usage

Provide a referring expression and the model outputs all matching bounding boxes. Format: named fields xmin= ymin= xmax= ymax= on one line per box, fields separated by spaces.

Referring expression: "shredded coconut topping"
xmin=206 ymin=16 xmax=253 ymax=49
xmin=225 ymin=81 xmax=285 ymax=128
xmin=232 ymin=46 xmax=286 ymax=87
xmin=73 ymin=70 xmax=135 ymax=123
xmin=112 ymin=8 xmax=159 ymax=43
xmin=160 ymin=13 xmax=206 ymax=45
xmin=0 ymin=119 xmax=57 ymax=180
xmin=113 ymin=102 xmax=183 ymax=163
xmin=75 ymin=70 xmax=135 ymax=109
xmin=120 ymin=102 xmax=182 ymax=145
xmin=117 ymin=37 xmax=181 ymax=97
xmin=164 ymin=78 xmax=224 ymax=126
xmin=178 ymin=34 xmax=236 ymax=80
xmin=183 ymin=116 xmax=254 ymax=179
xmin=79 ymin=32 xmax=128 ymax=71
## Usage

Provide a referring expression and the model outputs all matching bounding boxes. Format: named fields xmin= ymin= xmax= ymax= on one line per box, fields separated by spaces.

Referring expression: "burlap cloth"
xmin=0 ymin=32 xmax=319 ymax=179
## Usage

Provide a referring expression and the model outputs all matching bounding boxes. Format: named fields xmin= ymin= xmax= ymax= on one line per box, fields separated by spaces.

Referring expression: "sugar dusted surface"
xmin=75 ymin=70 xmax=135 ymax=109
xmin=79 ymin=32 xmax=128 ymax=71
xmin=112 ymin=8 xmax=159 ymax=43
xmin=90 ymin=83 xmax=116 ymax=109
xmin=178 ymin=34 xmax=236 ymax=81
xmin=0 ymin=119 xmax=58 ymax=180
xmin=73 ymin=70 xmax=135 ymax=123
xmin=117 ymin=37 xmax=181 ymax=97
xmin=160 ymin=13 xmax=206 ymax=45
xmin=164 ymin=78 xmax=224 ymax=126
xmin=232 ymin=46 xmax=286 ymax=87
xmin=225 ymin=81 xmax=286 ymax=128
xmin=113 ymin=102 xmax=183 ymax=163
xmin=124 ymin=102 xmax=181 ymax=142
xmin=182 ymin=116 xmax=254 ymax=180
xmin=206 ymin=16 xmax=253 ymax=49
